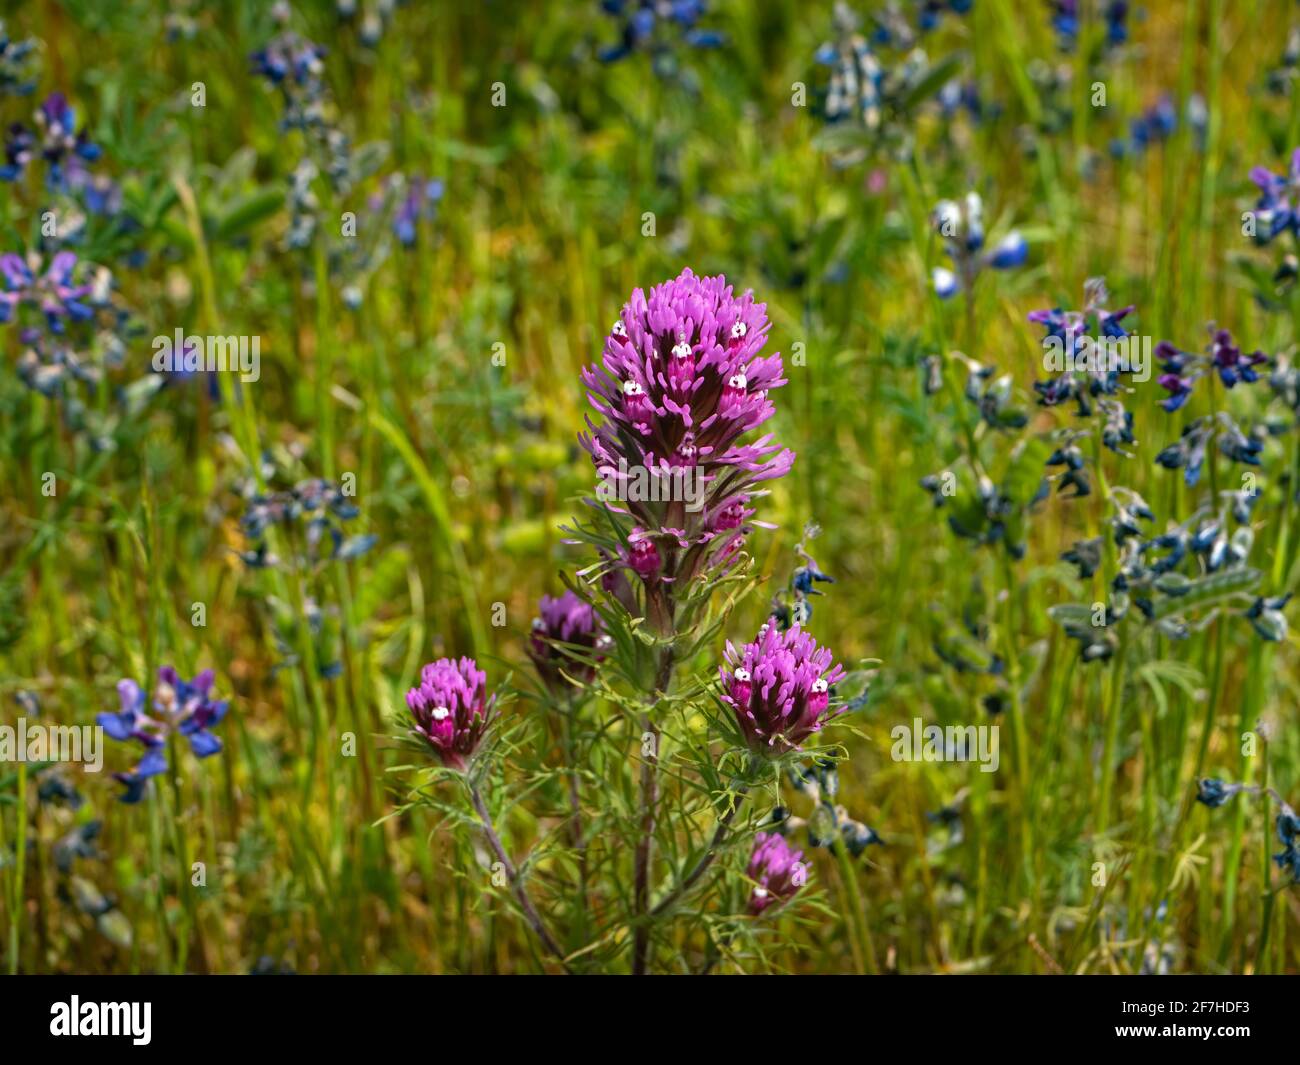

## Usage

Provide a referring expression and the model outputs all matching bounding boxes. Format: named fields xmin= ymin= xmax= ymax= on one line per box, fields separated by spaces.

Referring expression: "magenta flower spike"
xmin=527 ymin=589 xmax=611 ymax=696
xmin=746 ymin=831 xmax=806 ymax=915
xmin=721 ymin=623 xmax=845 ymax=753
xmin=405 ymin=656 xmax=494 ymax=771
xmin=579 ymin=268 xmax=795 ymax=590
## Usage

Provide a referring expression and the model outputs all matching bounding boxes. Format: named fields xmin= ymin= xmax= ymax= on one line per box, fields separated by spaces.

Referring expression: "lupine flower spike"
xmin=98 ymin=668 xmax=229 ymax=803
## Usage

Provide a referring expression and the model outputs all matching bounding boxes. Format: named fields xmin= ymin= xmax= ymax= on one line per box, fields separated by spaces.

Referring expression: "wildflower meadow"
xmin=3 ymin=0 xmax=1300 ymax=1008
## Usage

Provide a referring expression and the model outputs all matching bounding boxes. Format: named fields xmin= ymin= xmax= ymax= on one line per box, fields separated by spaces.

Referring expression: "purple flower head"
xmin=0 ymin=250 xmax=92 ymax=330
xmin=527 ymin=590 xmax=611 ymax=696
xmin=97 ymin=667 xmax=229 ymax=803
xmin=1248 ymin=148 xmax=1300 ymax=244
xmin=1030 ymin=278 xmax=1137 ymax=426
xmin=1156 ymin=327 xmax=1268 ymax=412
xmin=746 ymin=831 xmax=806 ymax=915
xmin=405 ymin=657 xmax=495 ymax=771
xmin=721 ymin=623 xmax=845 ymax=754
xmin=580 ymin=269 xmax=793 ymax=589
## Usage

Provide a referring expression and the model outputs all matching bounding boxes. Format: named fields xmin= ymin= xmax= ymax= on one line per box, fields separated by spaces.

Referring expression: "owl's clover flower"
xmin=746 ymin=831 xmax=806 ymax=915
xmin=721 ymin=623 xmax=845 ymax=754
xmin=931 ymin=193 xmax=1027 ymax=299
xmin=405 ymin=657 xmax=495 ymax=772
xmin=98 ymin=668 xmax=229 ymax=803
xmin=579 ymin=268 xmax=794 ymax=589
xmin=527 ymin=590 xmax=612 ymax=697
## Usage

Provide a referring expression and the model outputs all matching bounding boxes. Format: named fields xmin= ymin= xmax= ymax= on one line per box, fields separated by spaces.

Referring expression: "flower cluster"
xmin=597 ymin=0 xmax=724 ymax=69
xmin=931 ymin=192 xmax=1027 ymax=299
xmin=579 ymin=268 xmax=793 ymax=592
xmin=1156 ymin=328 xmax=1268 ymax=412
xmin=814 ymin=1 xmax=939 ymax=148
xmin=720 ymin=623 xmax=844 ymax=753
xmin=1050 ymin=0 xmax=1129 ymax=53
xmin=1109 ymin=95 xmax=1207 ymax=162
xmin=337 ymin=0 xmax=400 ymax=48
xmin=1055 ymin=484 xmax=1270 ymax=659
xmin=768 ymin=526 xmax=835 ymax=630
xmin=0 ymin=250 xmax=137 ymax=441
xmin=252 ymin=3 xmax=354 ymax=251
xmin=98 ymin=668 xmax=229 ymax=803
xmin=405 ymin=657 xmax=495 ymax=772
xmin=0 ymin=92 xmax=121 ymax=218
xmin=1249 ymin=148 xmax=1300 ymax=246
xmin=781 ymin=760 xmax=882 ymax=854
xmin=0 ymin=21 xmax=38 ymax=97
xmin=745 ymin=832 xmax=806 ymax=915
xmin=1154 ymin=412 xmax=1263 ymax=487
xmin=1196 ymin=780 xmax=1300 ymax=884
xmin=527 ymin=590 xmax=612 ymax=697
xmin=377 ymin=174 xmax=445 ymax=247
xmin=238 ymin=476 xmax=376 ymax=569
xmin=1030 ymin=277 xmax=1137 ymax=418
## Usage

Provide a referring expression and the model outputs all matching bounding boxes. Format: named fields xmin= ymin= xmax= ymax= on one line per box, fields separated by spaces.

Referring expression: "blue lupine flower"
xmin=375 ymin=174 xmax=444 ymax=247
xmin=598 ymin=0 xmax=725 ymax=65
xmin=1030 ymin=279 xmax=1139 ymax=455
xmin=931 ymin=193 xmax=1027 ymax=299
xmin=238 ymin=476 xmax=376 ymax=569
xmin=0 ymin=92 xmax=118 ymax=214
xmin=1275 ymin=803 xmax=1300 ymax=882
xmin=1157 ymin=329 xmax=1269 ymax=411
xmin=1247 ymin=593 xmax=1291 ymax=643
xmin=1051 ymin=0 xmax=1128 ymax=53
xmin=1248 ymin=148 xmax=1300 ymax=245
xmin=98 ymin=668 xmax=229 ymax=803
xmin=1196 ymin=778 xmax=1244 ymax=808
xmin=0 ymin=21 xmax=39 ymax=97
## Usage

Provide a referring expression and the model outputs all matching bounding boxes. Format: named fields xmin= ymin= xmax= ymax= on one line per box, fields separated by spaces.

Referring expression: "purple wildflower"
xmin=1030 ymin=278 xmax=1136 ymax=420
xmin=527 ymin=590 xmax=611 ymax=696
xmin=405 ymin=657 xmax=495 ymax=772
xmin=746 ymin=831 xmax=806 ymax=915
xmin=720 ymin=623 xmax=845 ymax=753
xmin=1156 ymin=329 xmax=1268 ymax=411
xmin=598 ymin=0 xmax=725 ymax=65
xmin=1248 ymin=148 xmax=1300 ymax=244
xmin=579 ymin=268 xmax=794 ymax=589
xmin=97 ymin=668 xmax=229 ymax=803
xmin=0 ymin=251 xmax=92 ymax=330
